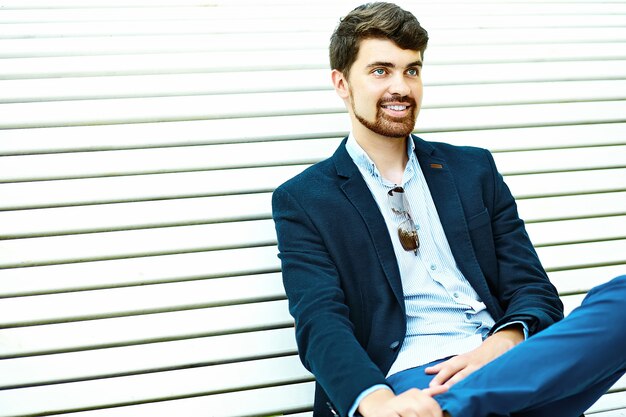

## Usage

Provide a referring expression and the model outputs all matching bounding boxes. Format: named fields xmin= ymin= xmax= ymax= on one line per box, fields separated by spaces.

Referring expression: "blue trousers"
xmin=386 ymin=275 xmax=626 ymax=417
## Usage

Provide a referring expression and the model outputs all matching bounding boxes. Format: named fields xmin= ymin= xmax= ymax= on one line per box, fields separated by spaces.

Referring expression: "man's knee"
xmin=588 ymin=274 xmax=626 ymax=325
xmin=589 ymin=274 xmax=626 ymax=297
xmin=611 ymin=274 xmax=626 ymax=286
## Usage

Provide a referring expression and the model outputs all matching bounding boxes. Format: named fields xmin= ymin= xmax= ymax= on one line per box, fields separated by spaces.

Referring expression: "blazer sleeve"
xmin=272 ymin=185 xmax=388 ymax=417
xmin=484 ymin=150 xmax=564 ymax=335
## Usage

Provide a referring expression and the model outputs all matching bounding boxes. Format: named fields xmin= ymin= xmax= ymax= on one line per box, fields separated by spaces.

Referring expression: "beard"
xmin=351 ymin=91 xmax=418 ymax=139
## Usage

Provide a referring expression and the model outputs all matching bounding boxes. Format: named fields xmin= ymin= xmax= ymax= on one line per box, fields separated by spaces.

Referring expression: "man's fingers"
xmin=428 ymin=359 xmax=467 ymax=387
xmin=422 ymin=385 xmax=449 ymax=397
xmin=400 ymin=389 xmax=444 ymax=417
xmin=361 ymin=388 xmax=444 ymax=417
xmin=424 ymin=364 xmax=442 ymax=375
xmin=424 ymin=357 xmax=458 ymax=375
xmin=444 ymin=366 xmax=477 ymax=388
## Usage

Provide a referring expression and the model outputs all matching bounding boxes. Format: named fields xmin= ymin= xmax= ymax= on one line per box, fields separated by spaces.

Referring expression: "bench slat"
xmin=3 ymin=26 xmax=626 ymax=57
xmin=587 ymin=380 xmax=626 ymax=414
xmin=2 ymin=25 xmax=626 ymax=43
xmin=0 ymin=192 xmax=273 ymax=238
xmin=2 ymin=121 xmax=624 ymax=156
xmin=0 ymin=219 xmax=277 ymax=268
xmin=537 ymin=239 xmax=626 ymax=271
xmin=2 ymin=2 xmax=626 ymax=21
xmin=561 ymin=293 xmax=586 ymax=316
xmin=0 ymin=164 xmax=306 ymax=210
xmin=1 ymin=42 xmax=625 ymax=79
xmin=419 ymin=101 xmax=626 ymax=132
xmin=516 ymin=192 xmax=626 ymax=223
xmin=0 ymin=299 xmax=292 ymax=357
xmin=504 ymin=168 xmax=626 ymax=199
xmin=422 ymin=123 xmax=626 ymax=152
xmin=548 ymin=265 xmax=626 ymax=295
xmin=0 ymin=327 xmax=297 ymax=389
xmin=0 ymin=246 xmax=281 ymax=297
xmin=0 ymin=273 xmax=285 ymax=326
xmin=1 ymin=138 xmax=625 ymax=183
xmin=0 ymin=355 xmax=311 ymax=417
xmin=3 ymin=190 xmax=624 ymax=239
xmin=525 ymin=215 xmax=626 ymax=247
xmin=19 ymin=214 xmax=626 ymax=266
xmin=0 ymin=138 xmax=338 ymax=182
xmin=38 ymin=382 xmax=316 ymax=417
xmin=4 ymin=138 xmax=626 ymax=184
xmin=589 ymin=408 xmax=626 ymax=417
xmin=492 ymin=145 xmax=626 ymax=176
xmin=3 ymin=61 xmax=626 ymax=103
xmin=0 ymin=6 xmax=624 ymax=29
xmin=2 ymin=238 xmax=620 ymax=299
xmin=0 ymin=158 xmax=624 ymax=213
xmin=2 ymin=214 xmax=624 ymax=268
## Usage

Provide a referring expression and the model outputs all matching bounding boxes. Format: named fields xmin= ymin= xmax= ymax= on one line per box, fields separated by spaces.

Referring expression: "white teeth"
xmin=386 ymin=105 xmax=407 ymax=111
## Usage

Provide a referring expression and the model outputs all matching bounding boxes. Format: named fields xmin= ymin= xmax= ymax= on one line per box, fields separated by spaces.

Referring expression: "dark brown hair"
xmin=329 ymin=2 xmax=429 ymax=79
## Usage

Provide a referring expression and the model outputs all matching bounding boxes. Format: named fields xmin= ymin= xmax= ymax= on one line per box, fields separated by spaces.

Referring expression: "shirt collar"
xmin=345 ymin=132 xmax=417 ymax=185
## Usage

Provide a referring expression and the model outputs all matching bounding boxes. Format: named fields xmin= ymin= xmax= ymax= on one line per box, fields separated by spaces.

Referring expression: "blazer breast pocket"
xmin=467 ymin=208 xmax=491 ymax=231
xmin=466 ymin=208 xmax=498 ymax=278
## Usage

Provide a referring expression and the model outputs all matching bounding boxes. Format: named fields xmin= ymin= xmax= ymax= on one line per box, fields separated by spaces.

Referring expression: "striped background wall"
xmin=0 ymin=1 xmax=625 ymax=416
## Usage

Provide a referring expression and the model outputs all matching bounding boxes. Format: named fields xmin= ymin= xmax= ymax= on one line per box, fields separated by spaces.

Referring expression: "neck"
xmin=353 ymin=126 xmax=409 ymax=185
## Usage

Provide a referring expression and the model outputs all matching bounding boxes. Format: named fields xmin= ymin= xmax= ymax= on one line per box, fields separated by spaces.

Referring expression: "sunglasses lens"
xmin=388 ymin=191 xmax=405 ymax=214
xmin=398 ymin=219 xmax=419 ymax=251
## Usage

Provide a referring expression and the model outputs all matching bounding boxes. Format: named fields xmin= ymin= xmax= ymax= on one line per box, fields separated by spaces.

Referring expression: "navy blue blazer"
xmin=272 ymin=135 xmax=563 ymax=417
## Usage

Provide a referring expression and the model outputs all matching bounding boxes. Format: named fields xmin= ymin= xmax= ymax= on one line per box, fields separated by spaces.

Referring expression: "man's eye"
xmin=373 ymin=68 xmax=386 ymax=75
xmin=407 ymin=68 xmax=419 ymax=76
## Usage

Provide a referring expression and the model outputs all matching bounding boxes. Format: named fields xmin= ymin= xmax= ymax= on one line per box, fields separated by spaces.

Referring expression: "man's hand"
xmin=358 ymin=386 xmax=448 ymax=417
xmin=426 ymin=324 xmax=525 ymax=388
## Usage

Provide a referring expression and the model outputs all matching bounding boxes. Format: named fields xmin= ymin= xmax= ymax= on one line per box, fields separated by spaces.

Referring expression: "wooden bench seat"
xmin=0 ymin=1 xmax=624 ymax=416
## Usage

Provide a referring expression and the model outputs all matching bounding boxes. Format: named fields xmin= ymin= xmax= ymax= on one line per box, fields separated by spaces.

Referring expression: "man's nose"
xmin=388 ymin=74 xmax=411 ymax=97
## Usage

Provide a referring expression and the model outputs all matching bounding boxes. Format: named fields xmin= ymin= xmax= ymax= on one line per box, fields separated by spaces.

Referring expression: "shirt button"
xmin=415 ymin=224 xmax=420 ymax=231
xmin=389 ymin=341 xmax=400 ymax=351
xmin=430 ymin=264 xmax=437 ymax=271
xmin=465 ymin=313 xmax=472 ymax=320
xmin=453 ymin=292 xmax=460 ymax=298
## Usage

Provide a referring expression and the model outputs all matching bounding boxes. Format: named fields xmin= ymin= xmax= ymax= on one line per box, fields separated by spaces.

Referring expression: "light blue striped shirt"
xmin=346 ymin=134 xmax=497 ymax=377
xmin=345 ymin=134 xmax=527 ymax=416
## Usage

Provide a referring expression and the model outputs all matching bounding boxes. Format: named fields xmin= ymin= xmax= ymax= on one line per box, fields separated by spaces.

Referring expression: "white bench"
xmin=0 ymin=1 xmax=625 ymax=416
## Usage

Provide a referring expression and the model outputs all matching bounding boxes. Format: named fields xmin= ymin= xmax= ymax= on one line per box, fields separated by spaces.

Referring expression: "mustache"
xmin=379 ymin=94 xmax=416 ymax=106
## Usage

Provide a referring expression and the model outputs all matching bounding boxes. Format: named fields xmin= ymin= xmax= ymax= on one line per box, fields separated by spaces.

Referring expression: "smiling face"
xmin=333 ymin=38 xmax=424 ymax=141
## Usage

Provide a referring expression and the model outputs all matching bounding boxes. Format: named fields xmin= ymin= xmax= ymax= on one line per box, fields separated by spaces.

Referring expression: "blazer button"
xmin=389 ymin=341 xmax=400 ymax=351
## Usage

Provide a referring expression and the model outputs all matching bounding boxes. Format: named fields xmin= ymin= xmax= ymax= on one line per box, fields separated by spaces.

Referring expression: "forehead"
xmin=354 ymin=38 xmax=422 ymax=67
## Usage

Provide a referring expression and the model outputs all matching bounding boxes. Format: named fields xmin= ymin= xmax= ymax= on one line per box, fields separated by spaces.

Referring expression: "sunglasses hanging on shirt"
xmin=387 ymin=186 xmax=420 ymax=254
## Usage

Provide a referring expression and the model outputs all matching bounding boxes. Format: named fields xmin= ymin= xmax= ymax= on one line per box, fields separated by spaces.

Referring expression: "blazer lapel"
xmin=332 ymin=140 xmax=405 ymax=310
xmin=412 ymin=136 xmax=493 ymax=305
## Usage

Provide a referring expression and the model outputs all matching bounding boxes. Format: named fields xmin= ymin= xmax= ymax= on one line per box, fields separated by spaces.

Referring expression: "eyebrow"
xmin=367 ymin=60 xmax=423 ymax=69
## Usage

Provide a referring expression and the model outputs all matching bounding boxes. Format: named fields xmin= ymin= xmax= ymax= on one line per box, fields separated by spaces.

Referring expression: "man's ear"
xmin=331 ymin=69 xmax=350 ymax=99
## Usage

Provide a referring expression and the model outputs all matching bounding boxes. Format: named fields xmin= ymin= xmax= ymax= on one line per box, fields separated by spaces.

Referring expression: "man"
xmin=272 ymin=3 xmax=626 ymax=416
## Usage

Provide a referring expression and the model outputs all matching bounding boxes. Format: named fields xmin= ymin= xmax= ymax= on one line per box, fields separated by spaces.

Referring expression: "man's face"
xmin=338 ymin=38 xmax=423 ymax=139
